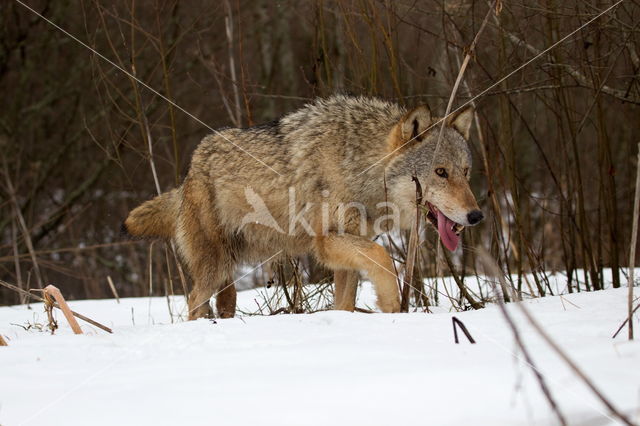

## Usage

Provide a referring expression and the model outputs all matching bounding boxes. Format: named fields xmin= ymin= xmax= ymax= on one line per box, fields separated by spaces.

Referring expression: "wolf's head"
xmin=386 ymin=105 xmax=483 ymax=251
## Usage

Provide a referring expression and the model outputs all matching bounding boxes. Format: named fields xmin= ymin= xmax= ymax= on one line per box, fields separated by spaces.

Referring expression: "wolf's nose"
xmin=467 ymin=210 xmax=484 ymax=225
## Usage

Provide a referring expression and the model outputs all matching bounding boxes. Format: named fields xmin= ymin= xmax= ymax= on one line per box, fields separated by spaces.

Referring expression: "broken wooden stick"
xmin=44 ymin=285 xmax=82 ymax=334
xmin=0 ymin=278 xmax=113 ymax=334
xmin=0 ymin=334 xmax=7 ymax=346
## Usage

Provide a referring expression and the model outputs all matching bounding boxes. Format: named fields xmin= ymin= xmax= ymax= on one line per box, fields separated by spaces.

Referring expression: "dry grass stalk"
xmin=401 ymin=4 xmax=494 ymax=311
xmin=107 ymin=275 xmax=120 ymax=304
xmin=400 ymin=177 xmax=423 ymax=312
xmin=400 ymin=219 xmax=420 ymax=312
xmin=3 ymin=161 xmax=44 ymax=289
xmin=44 ymin=285 xmax=83 ymax=335
xmin=440 ymin=247 xmax=483 ymax=309
xmin=627 ymin=143 xmax=640 ymax=340
xmin=401 ymin=3 xmax=494 ymax=312
xmin=42 ymin=290 xmax=58 ymax=334
xmin=10 ymin=219 xmax=25 ymax=304
xmin=223 ymin=0 xmax=242 ymax=127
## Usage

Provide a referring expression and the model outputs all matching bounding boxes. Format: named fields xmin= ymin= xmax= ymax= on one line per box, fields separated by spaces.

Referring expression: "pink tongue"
xmin=437 ymin=210 xmax=459 ymax=251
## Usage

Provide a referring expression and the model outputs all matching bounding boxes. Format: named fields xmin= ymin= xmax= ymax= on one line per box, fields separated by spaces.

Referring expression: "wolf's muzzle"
xmin=467 ymin=210 xmax=484 ymax=225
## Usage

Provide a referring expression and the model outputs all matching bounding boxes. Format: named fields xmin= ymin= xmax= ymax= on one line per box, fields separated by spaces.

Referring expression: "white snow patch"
xmin=0 ymin=282 xmax=639 ymax=425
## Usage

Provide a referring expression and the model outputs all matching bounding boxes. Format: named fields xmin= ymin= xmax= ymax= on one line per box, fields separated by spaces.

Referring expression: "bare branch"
xmin=493 ymin=16 xmax=640 ymax=105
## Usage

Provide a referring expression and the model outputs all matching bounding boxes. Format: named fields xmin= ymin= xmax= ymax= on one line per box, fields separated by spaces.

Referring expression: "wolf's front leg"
xmin=334 ymin=270 xmax=359 ymax=311
xmin=315 ymin=234 xmax=400 ymax=313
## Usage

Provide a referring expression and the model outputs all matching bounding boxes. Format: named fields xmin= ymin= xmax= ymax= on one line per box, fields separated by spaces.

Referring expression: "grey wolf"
xmin=123 ymin=95 xmax=483 ymax=319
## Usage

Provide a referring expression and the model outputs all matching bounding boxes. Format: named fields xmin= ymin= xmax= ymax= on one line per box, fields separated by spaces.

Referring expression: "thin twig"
xmin=10 ymin=218 xmax=25 ymax=304
xmin=131 ymin=70 xmax=189 ymax=309
xmin=420 ymin=4 xmax=494 ymax=311
xmin=613 ymin=302 xmax=640 ymax=338
xmin=431 ymin=2 xmax=494 ymax=162
xmin=452 ymin=316 xmax=476 ymax=344
xmin=0 ymin=240 xmax=142 ymax=262
xmin=223 ymin=0 xmax=242 ymax=127
xmin=627 ymin=143 xmax=640 ymax=340
xmin=3 ymin=161 xmax=44 ymax=289
xmin=401 ymin=176 xmax=423 ymax=312
xmin=441 ymin=246 xmax=484 ymax=309
xmin=400 ymin=4 xmax=494 ymax=311
xmin=382 ymin=172 xmax=403 ymax=301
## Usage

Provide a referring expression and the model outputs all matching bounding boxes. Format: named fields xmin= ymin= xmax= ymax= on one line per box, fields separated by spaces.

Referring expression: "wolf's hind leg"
xmin=182 ymin=237 xmax=234 ymax=320
xmin=188 ymin=281 xmax=215 ymax=320
xmin=334 ymin=270 xmax=358 ymax=311
xmin=315 ymin=234 xmax=400 ymax=313
xmin=178 ymin=178 xmax=235 ymax=320
xmin=184 ymin=243 xmax=234 ymax=320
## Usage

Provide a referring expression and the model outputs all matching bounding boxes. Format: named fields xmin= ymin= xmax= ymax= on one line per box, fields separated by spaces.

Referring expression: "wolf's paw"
xmin=378 ymin=297 xmax=401 ymax=313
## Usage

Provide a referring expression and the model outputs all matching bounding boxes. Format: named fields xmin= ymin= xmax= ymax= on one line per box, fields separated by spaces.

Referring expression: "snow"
xmin=1 ymin=278 xmax=639 ymax=426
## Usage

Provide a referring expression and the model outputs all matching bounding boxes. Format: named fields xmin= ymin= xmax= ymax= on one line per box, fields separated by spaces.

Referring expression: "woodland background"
xmin=1 ymin=0 xmax=639 ymax=308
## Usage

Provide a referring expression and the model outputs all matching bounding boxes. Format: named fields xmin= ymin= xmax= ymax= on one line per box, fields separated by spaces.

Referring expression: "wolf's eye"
xmin=464 ymin=167 xmax=469 ymax=177
xmin=435 ymin=168 xmax=448 ymax=178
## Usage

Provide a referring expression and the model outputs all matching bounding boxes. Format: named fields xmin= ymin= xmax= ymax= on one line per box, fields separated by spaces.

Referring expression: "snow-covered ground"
xmin=1 ymin=278 xmax=639 ymax=426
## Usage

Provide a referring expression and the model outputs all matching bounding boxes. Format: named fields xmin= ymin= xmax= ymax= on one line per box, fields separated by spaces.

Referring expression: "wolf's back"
xmin=123 ymin=188 xmax=180 ymax=239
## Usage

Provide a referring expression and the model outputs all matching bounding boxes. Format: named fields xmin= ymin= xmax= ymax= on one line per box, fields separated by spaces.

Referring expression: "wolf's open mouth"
xmin=425 ymin=203 xmax=464 ymax=251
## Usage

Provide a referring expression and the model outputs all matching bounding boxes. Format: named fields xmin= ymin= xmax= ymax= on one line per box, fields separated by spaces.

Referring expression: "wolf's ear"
xmin=446 ymin=106 xmax=474 ymax=139
xmin=401 ymin=105 xmax=432 ymax=143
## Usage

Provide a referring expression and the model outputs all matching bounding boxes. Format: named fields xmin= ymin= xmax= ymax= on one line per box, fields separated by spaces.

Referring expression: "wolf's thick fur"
xmin=124 ymin=95 xmax=482 ymax=319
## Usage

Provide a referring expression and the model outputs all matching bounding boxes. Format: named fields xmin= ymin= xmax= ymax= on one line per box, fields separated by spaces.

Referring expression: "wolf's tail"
xmin=122 ymin=188 xmax=180 ymax=239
